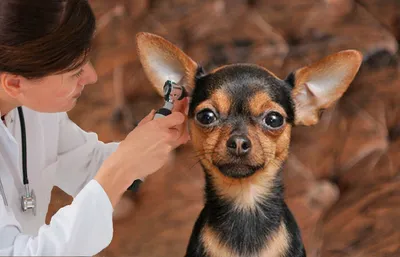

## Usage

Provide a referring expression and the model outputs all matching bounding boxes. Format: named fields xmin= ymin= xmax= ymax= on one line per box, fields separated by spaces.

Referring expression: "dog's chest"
xmin=202 ymin=221 xmax=289 ymax=257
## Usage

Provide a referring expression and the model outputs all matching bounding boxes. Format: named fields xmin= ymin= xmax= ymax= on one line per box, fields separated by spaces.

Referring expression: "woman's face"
xmin=11 ymin=61 xmax=98 ymax=113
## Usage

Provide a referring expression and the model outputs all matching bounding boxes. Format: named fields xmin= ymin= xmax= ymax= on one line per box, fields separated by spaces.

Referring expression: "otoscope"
xmin=127 ymin=80 xmax=187 ymax=192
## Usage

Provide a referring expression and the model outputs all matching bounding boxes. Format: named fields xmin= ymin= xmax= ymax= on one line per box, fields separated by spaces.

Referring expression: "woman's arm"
xmin=0 ymin=170 xmax=113 ymax=256
xmin=53 ymin=112 xmax=119 ymax=197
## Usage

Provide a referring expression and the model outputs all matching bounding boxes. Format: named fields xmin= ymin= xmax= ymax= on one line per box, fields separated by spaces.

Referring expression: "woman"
xmin=0 ymin=0 xmax=189 ymax=256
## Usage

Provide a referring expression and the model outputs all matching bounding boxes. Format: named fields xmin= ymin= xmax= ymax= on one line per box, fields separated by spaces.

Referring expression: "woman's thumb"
xmin=155 ymin=112 xmax=185 ymax=128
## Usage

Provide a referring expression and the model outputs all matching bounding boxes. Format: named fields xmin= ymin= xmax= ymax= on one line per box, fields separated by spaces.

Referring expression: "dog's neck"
xmin=201 ymin=165 xmax=285 ymax=255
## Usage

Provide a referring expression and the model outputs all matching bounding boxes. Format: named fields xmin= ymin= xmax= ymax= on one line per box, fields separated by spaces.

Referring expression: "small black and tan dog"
xmin=136 ymin=32 xmax=362 ymax=257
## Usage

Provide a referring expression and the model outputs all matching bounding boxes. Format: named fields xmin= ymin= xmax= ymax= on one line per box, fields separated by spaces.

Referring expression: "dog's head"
xmin=136 ymin=32 xmax=362 ymax=181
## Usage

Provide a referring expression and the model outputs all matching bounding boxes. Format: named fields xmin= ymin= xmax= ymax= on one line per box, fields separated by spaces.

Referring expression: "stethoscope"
xmin=0 ymin=104 xmax=145 ymax=213
xmin=17 ymin=106 xmax=37 ymax=215
xmin=0 ymin=107 xmax=36 ymax=215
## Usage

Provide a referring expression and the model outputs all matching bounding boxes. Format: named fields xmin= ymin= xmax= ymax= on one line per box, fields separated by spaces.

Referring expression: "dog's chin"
xmin=215 ymin=163 xmax=265 ymax=178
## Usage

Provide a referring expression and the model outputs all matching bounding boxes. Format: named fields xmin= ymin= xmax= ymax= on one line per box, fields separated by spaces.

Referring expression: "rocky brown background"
xmin=45 ymin=0 xmax=400 ymax=256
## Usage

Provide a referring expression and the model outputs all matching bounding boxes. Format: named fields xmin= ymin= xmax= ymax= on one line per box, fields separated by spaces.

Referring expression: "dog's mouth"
xmin=215 ymin=163 xmax=265 ymax=178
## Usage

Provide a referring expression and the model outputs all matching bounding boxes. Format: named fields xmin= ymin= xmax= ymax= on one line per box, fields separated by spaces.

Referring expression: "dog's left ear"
xmin=136 ymin=32 xmax=199 ymax=97
xmin=288 ymin=50 xmax=363 ymax=126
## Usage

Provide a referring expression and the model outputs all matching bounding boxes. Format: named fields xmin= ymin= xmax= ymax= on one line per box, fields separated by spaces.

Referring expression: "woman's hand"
xmin=95 ymin=99 xmax=189 ymax=207
xmin=138 ymin=97 xmax=190 ymax=144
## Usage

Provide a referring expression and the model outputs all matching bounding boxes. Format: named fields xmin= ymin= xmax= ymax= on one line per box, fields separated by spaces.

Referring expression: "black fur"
xmin=282 ymin=203 xmax=307 ymax=257
xmin=284 ymin=71 xmax=296 ymax=89
xmin=185 ymin=64 xmax=306 ymax=257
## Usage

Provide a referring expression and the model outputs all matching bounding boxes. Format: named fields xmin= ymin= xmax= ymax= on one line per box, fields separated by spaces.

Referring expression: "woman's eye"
xmin=196 ymin=109 xmax=217 ymax=125
xmin=73 ymin=69 xmax=84 ymax=78
xmin=263 ymin=111 xmax=284 ymax=129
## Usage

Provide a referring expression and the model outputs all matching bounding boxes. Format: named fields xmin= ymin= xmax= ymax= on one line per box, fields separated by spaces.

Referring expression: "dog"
xmin=136 ymin=32 xmax=362 ymax=257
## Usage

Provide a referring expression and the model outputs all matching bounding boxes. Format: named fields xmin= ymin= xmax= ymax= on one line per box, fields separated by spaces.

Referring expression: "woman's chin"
xmin=66 ymin=99 xmax=78 ymax=110
xmin=53 ymin=100 xmax=79 ymax=113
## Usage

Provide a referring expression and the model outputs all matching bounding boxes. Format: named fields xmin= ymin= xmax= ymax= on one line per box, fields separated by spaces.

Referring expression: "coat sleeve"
xmin=0 ymin=178 xmax=114 ymax=256
xmin=53 ymin=112 xmax=119 ymax=197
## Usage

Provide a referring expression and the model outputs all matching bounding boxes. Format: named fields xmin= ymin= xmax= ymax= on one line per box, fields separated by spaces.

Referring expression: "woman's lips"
xmin=72 ymin=85 xmax=85 ymax=98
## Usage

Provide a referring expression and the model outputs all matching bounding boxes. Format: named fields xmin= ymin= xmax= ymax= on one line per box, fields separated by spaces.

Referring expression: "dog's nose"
xmin=226 ymin=135 xmax=252 ymax=156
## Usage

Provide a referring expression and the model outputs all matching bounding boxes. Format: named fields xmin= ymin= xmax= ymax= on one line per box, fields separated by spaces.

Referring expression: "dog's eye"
xmin=196 ymin=109 xmax=217 ymax=125
xmin=264 ymin=111 xmax=284 ymax=129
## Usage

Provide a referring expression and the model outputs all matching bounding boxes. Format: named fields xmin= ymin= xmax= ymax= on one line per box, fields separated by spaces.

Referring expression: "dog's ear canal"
xmin=288 ymin=50 xmax=363 ymax=126
xmin=136 ymin=32 xmax=199 ymax=97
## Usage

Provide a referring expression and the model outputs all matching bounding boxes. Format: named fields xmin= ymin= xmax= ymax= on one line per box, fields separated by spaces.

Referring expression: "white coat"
xmin=0 ymin=106 xmax=119 ymax=256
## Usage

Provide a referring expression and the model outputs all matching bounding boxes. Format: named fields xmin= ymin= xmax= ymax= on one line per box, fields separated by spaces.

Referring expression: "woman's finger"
xmin=137 ymin=109 xmax=156 ymax=126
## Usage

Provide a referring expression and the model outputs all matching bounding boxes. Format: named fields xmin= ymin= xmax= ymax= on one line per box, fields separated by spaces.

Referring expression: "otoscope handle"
xmin=127 ymin=101 xmax=174 ymax=193
xmin=154 ymin=101 xmax=173 ymax=119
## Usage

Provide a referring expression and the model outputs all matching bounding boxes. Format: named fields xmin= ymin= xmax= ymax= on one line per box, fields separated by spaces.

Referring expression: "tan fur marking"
xmin=194 ymin=89 xmax=231 ymax=116
xmin=188 ymin=119 xmax=215 ymax=159
xmin=247 ymin=126 xmax=264 ymax=164
xmin=195 ymin=101 xmax=213 ymax=114
xmin=211 ymin=163 xmax=280 ymax=211
xmin=273 ymin=126 xmax=291 ymax=162
xmin=249 ymin=92 xmax=287 ymax=117
xmin=259 ymin=221 xmax=290 ymax=257
xmin=211 ymin=89 xmax=231 ymax=116
xmin=202 ymin=226 xmax=237 ymax=257
xmin=188 ymin=119 xmax=227 ymax=174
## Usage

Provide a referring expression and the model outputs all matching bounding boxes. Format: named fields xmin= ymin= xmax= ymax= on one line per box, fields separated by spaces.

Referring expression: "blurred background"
xmin=46 ymin=0 xmax=400 ymax=256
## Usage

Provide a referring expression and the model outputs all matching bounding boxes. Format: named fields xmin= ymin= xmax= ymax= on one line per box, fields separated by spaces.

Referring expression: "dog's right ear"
xmin=136 ymin=32 xmax=199 ymax=97
xmin=288 ymin=50 xmax=363 ymax=126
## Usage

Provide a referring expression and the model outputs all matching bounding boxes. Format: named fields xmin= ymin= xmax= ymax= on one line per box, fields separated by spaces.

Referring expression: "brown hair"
xmin=0 ymin=0 xmax=96 ymax=79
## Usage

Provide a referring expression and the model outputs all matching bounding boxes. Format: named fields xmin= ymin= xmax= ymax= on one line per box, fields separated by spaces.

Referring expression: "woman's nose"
xmin=81 ymin=62 xmax=98 ymax=85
